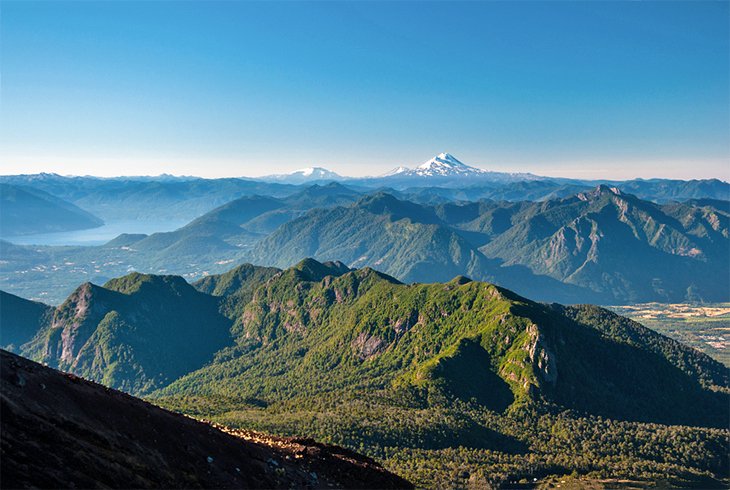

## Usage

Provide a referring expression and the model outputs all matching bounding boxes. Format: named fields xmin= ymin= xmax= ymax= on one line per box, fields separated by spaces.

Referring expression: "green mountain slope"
xmin=193 ymin=263 xmax=281 ymax=318
xmin=158 ymin=259 xmax=728 ymax=428
xmin=0 ymin=290 xmax=53 ymax=352
xmin=478 ymin=186 xmax=729 ymax=303
xmin=247 ymin=193 xmax=496 ymax=284
xmin=21 ymin=273 xmax=234 ymax=394
xmin=244 ymin=193 xmax=625 ymax=303
xmin=93 ymin=184 xmax=364 ymax=277
xmin=4 ymin=259 xmax=728 ymax=486
xmin=150 ymin=259 xmax=728 ymax=487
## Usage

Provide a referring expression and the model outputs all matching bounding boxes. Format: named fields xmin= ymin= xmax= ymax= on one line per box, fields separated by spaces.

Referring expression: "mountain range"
xmin=2 ymin=155 xmax=727 ymax=226
xmin=2 ymin=259 xmax=728 ymax=487
xmin=1 ymin=181 xmax=727 ymax=305
xmin=0 ymin=183 xmax=104 ymax=236
xmin=247 ymin=188 xmax=728 ymax=303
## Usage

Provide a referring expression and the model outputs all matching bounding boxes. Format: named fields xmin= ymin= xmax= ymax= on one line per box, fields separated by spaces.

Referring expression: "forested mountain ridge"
xmin=158 ymin=258 xmax=728 ymax=428
xmin=20 ymin=273 xmax=233 ymax=394
xmin=478 ymin=185 xmax=729 ymax=302
xmin=2 ymin=259 xmax=728 ymax=487
xmin=247 ymin=193 xmax=495 ymax=285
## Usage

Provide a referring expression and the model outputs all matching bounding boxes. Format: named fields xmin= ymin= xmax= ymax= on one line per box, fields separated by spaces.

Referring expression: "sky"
xmin=0 ymin=1 xmax=728 ymax=180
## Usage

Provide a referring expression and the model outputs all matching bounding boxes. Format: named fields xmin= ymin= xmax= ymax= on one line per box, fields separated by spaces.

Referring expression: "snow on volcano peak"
xmin=413 ymin=153 xmax=485 ymax=176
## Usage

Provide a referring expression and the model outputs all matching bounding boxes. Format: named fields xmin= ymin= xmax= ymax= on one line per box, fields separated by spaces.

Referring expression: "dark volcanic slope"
xmin=0 ymin=350 xmax=412 ymax=490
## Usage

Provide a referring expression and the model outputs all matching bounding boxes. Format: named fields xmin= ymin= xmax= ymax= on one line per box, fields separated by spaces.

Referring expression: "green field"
xmin=609 ymin=303 xmax=730 ymax=367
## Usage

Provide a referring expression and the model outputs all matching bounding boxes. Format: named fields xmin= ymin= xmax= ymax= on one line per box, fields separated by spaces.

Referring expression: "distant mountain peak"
xmin=295 ymin=167 xmax=338 ymax=178
xmin=418 ymin=152 xmax=468 ymax=169
xmin=414 ymin=153 xmax=482 ymax=176
xmin=577 ymin=184 xmax=624 ymax=202
xmin=259 ymin=167 xmax=342 ymax=184
xmin=380 ymin=153 xmax=488 ymax=179
xmin=381 ymin=166 xmax=409 ymax=177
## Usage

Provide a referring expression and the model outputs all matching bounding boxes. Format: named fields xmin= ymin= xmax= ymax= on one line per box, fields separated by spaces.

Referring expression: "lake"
xmin=3 ymin=219 xmax=189 ymax=246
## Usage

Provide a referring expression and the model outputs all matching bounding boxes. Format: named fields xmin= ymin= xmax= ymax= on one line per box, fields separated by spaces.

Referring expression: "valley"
xmin=610 ymin=303 xmax=730 ymax=367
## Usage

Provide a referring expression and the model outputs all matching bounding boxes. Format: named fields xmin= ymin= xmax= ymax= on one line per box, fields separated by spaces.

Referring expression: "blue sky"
xmin=1 ymin=1 xmax=728 ymax=180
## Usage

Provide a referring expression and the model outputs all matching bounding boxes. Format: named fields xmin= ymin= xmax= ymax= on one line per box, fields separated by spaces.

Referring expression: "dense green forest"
xmin=5 ymin=258 xmax=728 ymax=487
xmin=150 ymin=259 xmax=728 ymax=488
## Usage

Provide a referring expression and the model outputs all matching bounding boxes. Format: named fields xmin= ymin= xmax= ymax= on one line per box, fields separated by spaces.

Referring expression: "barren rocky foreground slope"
xmin=0 ymin=349 xmax=412 ymax=489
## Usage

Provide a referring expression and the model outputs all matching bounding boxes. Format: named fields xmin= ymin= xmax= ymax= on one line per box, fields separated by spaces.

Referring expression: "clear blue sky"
xmin=1 ymin=1 xmax=728 ymax=180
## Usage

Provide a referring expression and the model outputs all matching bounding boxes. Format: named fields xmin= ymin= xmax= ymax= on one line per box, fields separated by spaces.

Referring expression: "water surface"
xmin=3 ymin=219 xmax=188 ymax=246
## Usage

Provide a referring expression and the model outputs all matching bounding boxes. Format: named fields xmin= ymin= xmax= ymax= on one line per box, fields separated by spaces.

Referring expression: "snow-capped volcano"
xmin=376 ymin=152 xmax=540 ymax=185
xmin=381 ymin=153 xmax=486 ymax=178
xmin=413 ymin=152 xmax=484 ymax=176
xmin=291 ymin=167 xmax=341 ymax=179
xmin=260 ymin=167 xmax=343 ymax=184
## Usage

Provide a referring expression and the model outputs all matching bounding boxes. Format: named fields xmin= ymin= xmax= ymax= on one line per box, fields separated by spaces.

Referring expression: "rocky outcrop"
xmin=352 ymin=332 xmax=385 ymax=360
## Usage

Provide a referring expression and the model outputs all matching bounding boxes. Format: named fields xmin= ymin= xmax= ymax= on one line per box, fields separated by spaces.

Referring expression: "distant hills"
xmin=1 ymin=155 xmax=728 ymax=226
xmin=248 ymin=192 xmax=491 ymax=283
xmin=476 ymin=186 xmax=729 ymax=303
xmin=1 ymin=181 xmax=727 ymax=305
xmin=0 ymin=156 xmax=728 ymax=305
xmin=247 ymin=189 xmax=728 ymax=304
xmin=0 ymin=174 xmax=297 ymax=222
xmin=2 ymin=260 xmax=727 ymax=486
xmin=0 ymin=183 xmax=103 ymax=236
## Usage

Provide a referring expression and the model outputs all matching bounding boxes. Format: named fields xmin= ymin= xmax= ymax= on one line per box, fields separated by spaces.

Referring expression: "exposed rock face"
xmin=525 ymin=323 xmax=558 ymax=386
xmin=0 ymin=349 xmax=413 ymax=490
xmin=55 ymin=283 xmax=111 ymax=364
xmin=352 ymin=332 xmax=385 ymax=360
